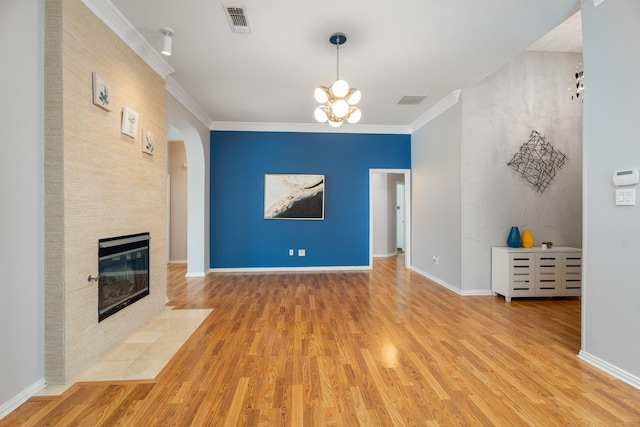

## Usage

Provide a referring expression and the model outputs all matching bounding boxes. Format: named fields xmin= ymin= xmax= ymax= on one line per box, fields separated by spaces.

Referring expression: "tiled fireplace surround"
xmin=44 ymin=0 xmax=168 ymax=385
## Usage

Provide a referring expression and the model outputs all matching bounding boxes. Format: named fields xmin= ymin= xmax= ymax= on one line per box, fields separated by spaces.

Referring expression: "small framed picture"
xmin=92 ymin=72 xmax=112 ymax=111
xmin=142 ymin=129 xmax=154 ymax=155
xmin=121 ymin=106 xmax=139 ymax=138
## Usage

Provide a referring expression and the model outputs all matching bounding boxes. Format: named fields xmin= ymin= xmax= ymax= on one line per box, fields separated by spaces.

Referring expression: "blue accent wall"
xmin=210 ymin=131 xmax=410 ymax=268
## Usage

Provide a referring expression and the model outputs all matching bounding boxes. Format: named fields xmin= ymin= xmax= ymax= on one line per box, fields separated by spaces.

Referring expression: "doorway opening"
xmin=396 ymin=181 xmax=405 ymax=252
xmin=166 ymin=121 xmax=207 ymax=277
xmin=369 ymin=169 xmax=411 ymax=269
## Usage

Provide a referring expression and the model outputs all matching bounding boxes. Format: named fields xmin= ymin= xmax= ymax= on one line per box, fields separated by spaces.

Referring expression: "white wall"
xmin=411 ymin=101 xmax=463 ymax=290
xmin=580 ymin=0 xmax=640 ymax=384
xmin=0 ymin=0 xmax=45 ymax=414
xmin=461 ymin=51 xmax=583 ymax=292
xmin=169 ymin=141 xmax=188 ymax=261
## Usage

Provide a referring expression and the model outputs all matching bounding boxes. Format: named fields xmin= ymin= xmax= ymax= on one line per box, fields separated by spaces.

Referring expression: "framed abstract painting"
xmin=264 ymin=174 xmax=324 ymax=220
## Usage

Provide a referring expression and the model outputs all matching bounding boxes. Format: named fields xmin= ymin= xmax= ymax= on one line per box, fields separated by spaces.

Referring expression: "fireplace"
xmin=98 ymin=233 xmax=150 ymax=322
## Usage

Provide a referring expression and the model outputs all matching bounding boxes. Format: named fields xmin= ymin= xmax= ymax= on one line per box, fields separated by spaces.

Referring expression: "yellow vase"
xmin=521 ymin=230 xmax=534 ymax=248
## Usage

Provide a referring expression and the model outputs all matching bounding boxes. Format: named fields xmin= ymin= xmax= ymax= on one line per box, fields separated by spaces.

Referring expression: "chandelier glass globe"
xmin=330 ymin=80 xmax=349 ymax=98
xmin=314 ymin=87 xmax=329 ymax=104
xmin=346 ymin=108 xmax=361 ymax=124
xmin=314 ymin=107 xmax=328 ymax=122
xmin=332 ymin=99 xmax=349 ymax=118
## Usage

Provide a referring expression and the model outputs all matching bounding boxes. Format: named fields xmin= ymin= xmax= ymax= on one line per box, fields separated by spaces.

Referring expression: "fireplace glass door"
xmin=98 ymin=233 xmax=150 ymax=321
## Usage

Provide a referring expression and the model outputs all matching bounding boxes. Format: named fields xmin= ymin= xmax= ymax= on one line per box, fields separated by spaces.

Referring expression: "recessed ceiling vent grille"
xmin=397 ymin=95 xmax=427 ymax=105
xmin=224 ymin=6 xmax=251 ymax=34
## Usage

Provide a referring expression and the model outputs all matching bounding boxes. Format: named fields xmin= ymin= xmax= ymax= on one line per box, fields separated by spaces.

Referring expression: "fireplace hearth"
xmin=98 ymin=233 xmax=150 ymax=322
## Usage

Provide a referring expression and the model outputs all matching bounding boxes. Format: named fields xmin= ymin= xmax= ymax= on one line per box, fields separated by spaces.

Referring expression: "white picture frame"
xmin=92 ymin=72 xmax=112 ymax=111
xmin=121 ymin=106 xmax=139 ymax=138
xmin=142 ymin=129 xmax=154 ymax=155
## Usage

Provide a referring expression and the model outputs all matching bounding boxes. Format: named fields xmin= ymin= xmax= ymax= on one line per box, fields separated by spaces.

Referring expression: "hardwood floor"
xmin=4 ymin=256 xmax=640 ymax=426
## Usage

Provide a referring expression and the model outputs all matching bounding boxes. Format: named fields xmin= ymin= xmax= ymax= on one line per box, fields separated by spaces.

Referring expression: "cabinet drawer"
xmin=509 ymin=254 xmax=534 ymax=296
xmin=562 ymin=253 xmax=582 ymax=295
xmin=536 ymin=254 xmax=559 ymax=295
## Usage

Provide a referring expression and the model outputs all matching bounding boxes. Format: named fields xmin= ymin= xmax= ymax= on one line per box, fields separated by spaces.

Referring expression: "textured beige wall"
xmin=44 ymin=0 xmax=66 ymax=384
xmin=45 ymin=0 xmax=167 ymax=383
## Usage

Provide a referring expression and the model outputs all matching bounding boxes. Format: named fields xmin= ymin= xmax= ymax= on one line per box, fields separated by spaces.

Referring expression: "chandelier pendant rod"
xmin=336 ymin=40 xmax=340 ymax=81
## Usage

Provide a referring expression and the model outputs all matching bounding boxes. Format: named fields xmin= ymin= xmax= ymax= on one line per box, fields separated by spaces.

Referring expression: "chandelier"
xmin=570 ymin=62 xmax=584 ymax=101
xmin=313 ymin=33 xmax=361 ymax=127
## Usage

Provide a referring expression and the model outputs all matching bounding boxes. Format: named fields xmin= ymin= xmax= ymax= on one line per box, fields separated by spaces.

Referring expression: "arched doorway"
xmin=167 ymin=120 xmax=207 ymax=277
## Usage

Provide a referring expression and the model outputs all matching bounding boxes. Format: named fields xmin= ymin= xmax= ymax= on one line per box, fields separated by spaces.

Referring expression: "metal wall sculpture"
xmin=507 ymin=130 xmax=567 ymax=193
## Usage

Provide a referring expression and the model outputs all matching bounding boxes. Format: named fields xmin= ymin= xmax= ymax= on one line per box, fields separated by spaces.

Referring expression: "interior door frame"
xmin=369 ymin=169 xmax=411 ymax=269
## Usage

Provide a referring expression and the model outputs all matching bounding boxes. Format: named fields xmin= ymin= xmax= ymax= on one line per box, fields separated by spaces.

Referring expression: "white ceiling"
xmin=105 ymin=0 xmax=582 ymax=132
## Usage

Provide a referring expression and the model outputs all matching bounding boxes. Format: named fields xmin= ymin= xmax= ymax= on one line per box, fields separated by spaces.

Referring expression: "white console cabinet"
xmin=491 ymin=247 xmax=582 ymax=302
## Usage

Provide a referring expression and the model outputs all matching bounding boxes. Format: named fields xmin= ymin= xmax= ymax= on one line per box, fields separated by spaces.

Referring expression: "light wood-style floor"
xmin=4 ymin=256 xmax=640 ymax=426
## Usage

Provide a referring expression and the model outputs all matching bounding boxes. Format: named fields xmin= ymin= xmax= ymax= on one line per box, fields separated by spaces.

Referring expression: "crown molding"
xmin=82 ymin=0 xmax=215 ymax=129
xmin=210 ymin=121 xmax=411 ymax=134
xmin=408 ymin=90 xmax=462 ymax=133
xmin=591 ymin=0 xmax=608 ymax=7
xmin=166 ymin=76 xmax=214 ymax=128
xmin=81 ymin=0 xmax=174 ymax=78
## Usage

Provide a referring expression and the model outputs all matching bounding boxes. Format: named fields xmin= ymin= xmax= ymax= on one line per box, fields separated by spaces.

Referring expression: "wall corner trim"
xmin=578 ymin=351 xmax=640 ymax=391
xmin=0 ymin=378 xmax=46 ymax=420
xmin=409 ymin=90 xmax=462 ymax=133
xmin=166 ymin=76 xmax=214 ymax=128
xmin=81 ymin=0 xmax=175 ymax=78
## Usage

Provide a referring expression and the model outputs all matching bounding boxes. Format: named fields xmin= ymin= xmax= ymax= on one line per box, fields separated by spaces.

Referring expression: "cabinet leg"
xmin=505 ymin=296 xmax=512 ymax=302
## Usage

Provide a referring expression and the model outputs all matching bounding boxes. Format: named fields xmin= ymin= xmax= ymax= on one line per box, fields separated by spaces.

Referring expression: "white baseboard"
xmin=209 ymin=265 xmax=372 ymax=273
xmin=461 ymin=289 xmax=495 ymax=296
xmin=0 ymin=378 xmax=46 ymax=420
xmin=185 ymin=272 xmax=206 ymax=278
xmin=373 ymin=252 xmax=399 ymax=258
xmin=410 ymin=266 xmax=461 ymax=294
xmin=409 ymin=266 xmax=494 ymax=296
xmin=578 ymin=350 xmax=640 ymax=390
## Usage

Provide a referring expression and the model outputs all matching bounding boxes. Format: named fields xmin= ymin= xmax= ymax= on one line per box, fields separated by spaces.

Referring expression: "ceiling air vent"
xmin=397 ymin=95 xmax=427 ymax=105
xmin=224 ymin=6 xmax=251 ymax=34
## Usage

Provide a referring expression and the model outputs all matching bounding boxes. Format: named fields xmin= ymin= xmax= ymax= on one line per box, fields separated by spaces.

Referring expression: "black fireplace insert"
xmin=98 ymin=232 xmax=150 ymax=322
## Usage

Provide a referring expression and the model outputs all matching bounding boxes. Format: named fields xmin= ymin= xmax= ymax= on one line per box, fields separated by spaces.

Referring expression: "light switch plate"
xmin=615 ymin=188 xmax=636 ymax=206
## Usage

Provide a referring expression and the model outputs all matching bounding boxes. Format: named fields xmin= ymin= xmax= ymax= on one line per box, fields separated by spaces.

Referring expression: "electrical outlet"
xmin=433 ymin=255 xmax=439 ymax=264
xmin=298 ymin=249 xmax=306 ymax=257
xmin=289 ymin=249 xmax=294 ymax=256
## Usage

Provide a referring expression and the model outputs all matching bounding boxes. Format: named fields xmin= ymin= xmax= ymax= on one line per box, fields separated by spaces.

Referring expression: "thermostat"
xmin=613 ymin=169 xmax=639 ymax=186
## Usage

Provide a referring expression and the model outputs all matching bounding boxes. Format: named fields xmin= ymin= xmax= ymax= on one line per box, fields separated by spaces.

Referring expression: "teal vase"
xmin=507 ymin=226 xmax=521 ymax=248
